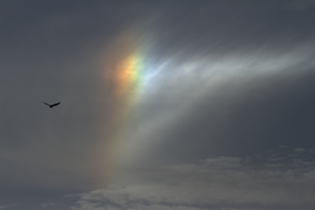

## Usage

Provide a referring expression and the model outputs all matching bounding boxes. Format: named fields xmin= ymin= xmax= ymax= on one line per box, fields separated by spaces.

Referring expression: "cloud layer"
xmin=71 ymin=147 xmax=315 ymax=210
xmin=1 ymin=1 xmax=315 ymax=209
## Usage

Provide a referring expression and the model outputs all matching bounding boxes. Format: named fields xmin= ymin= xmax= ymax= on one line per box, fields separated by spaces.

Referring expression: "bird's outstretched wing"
xmin=43 ymin=101 xmax=51 ymax=106
xmin=51 ymin=102 xmax=60 ymax=107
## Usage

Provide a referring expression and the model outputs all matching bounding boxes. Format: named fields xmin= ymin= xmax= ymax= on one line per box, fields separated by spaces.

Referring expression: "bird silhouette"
xmin=43 ymin=101 xmax=61 ymax=108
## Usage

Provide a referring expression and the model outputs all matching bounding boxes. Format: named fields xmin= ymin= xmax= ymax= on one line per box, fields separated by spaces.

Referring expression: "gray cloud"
xmin=0 ymin=204 xmax=16 ymax=210
xmin=71 ymin=150 xmax=315 ymax=210
xmin=2 ymin=1 xmax=315 ymax=209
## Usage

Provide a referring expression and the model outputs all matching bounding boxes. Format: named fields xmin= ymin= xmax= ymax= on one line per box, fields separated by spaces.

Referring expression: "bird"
xmin=43 ymin=101 xmax=61 ymax=108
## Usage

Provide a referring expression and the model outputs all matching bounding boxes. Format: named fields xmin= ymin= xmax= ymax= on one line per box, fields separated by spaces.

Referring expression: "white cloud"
xmin=71 ymin=152 xmax=315 ymax=210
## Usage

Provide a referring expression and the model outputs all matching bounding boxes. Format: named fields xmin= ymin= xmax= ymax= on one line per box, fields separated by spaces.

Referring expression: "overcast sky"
xmin=1 ymin=1 xmax=315 ymax=210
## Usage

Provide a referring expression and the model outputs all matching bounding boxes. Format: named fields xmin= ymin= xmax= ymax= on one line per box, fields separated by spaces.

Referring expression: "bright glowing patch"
xmin=96 ymin=25 xmax=152 ymax=185
xmin=115 ymin=53 xmax=145 ymax=103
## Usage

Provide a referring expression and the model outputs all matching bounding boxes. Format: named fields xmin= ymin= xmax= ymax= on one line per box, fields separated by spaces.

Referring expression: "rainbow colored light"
xmin=96 ymin=26 xmax=149 ymax=185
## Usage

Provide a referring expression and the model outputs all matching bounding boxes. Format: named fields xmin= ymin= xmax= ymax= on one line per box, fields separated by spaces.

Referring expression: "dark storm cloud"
xmin=151 ymin=0 xmax=315 ymax=57
xmin=2 ymin=1 xmax=315 ymax=209
xmin=288 ymin=0 xmax=315 ymax=10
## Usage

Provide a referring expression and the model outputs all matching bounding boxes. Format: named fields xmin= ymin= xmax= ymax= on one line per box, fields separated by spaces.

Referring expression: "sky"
xmin=1 ymin=0 xmax=315 ymax=209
